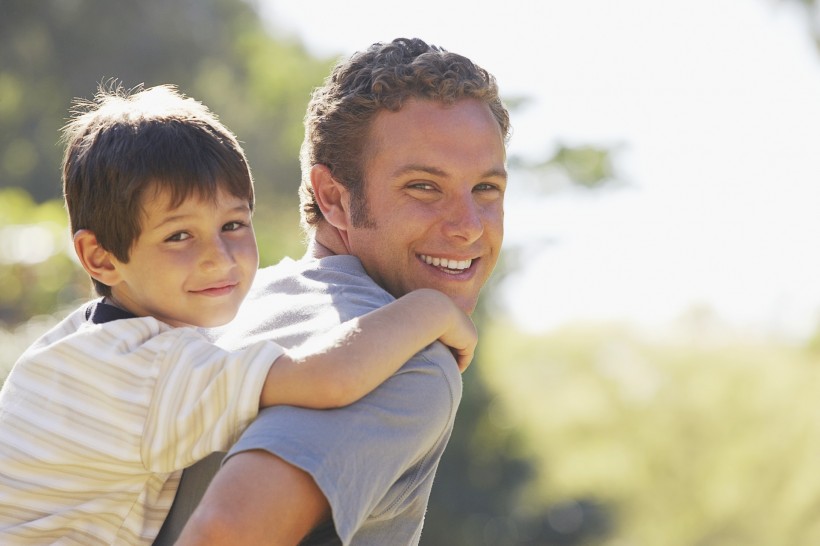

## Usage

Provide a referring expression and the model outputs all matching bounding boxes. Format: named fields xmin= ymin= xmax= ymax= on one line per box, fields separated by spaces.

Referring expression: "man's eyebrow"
xmin=390 ymin=164 xmax=447 ymax=178
xmin=391 ymin=164 xmax=508 ymax=180
xmin=485 ymin=167 xmax=508 ymax=180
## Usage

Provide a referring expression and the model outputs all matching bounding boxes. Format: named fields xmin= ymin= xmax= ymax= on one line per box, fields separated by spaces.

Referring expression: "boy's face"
xmin=109 ymin=185 xmax=258 ymax=328
xmin=344 ymin=98 xmax=507 ymax=315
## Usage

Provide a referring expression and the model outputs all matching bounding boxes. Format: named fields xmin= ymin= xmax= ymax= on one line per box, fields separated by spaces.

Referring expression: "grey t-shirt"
xmin=154 ymin=255 xmax=463 ymax=545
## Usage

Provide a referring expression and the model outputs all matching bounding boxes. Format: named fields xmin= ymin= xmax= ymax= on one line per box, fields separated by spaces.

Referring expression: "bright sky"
xmin=256 ymin=0 xmax=820 ymax=339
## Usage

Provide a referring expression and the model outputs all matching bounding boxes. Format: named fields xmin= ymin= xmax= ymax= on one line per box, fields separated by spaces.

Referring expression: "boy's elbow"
xmin=312 ymin=373 xmax=364 ymax=409
xmin=314 ymin=384 xmax=355 ymax=409
xmin=175 ymin=506 xmax=238 ymax=546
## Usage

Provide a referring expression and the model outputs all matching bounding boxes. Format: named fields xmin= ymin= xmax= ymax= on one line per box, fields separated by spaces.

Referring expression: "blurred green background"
xmin=3 ymin=1 xmax=820 ymax=544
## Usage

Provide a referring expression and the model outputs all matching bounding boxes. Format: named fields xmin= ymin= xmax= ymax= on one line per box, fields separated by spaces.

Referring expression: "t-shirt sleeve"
xmin=140 ymin=330 xmax=285 ymax=472
xmin=225 ymin=339 xmax=463 ymax=544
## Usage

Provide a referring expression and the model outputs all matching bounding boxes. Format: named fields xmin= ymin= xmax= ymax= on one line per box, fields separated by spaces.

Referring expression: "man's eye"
xmin=408 ymin=182 xmax=435 ymax=191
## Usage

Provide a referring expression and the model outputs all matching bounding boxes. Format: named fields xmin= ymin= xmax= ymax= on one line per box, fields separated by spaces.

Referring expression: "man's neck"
xmin=306 ymin=239 xmax=336 ymax=259
xmin=308 ymin=223 xmax=350 ymax=259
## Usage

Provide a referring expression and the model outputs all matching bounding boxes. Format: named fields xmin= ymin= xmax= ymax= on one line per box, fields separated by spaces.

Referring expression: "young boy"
xmin=0 ymin=84 xmax=476 ymax=545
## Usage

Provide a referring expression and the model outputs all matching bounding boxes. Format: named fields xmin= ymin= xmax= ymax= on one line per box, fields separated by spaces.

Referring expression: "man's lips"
xmin=419 ymin=254 xmax=475 ymax=273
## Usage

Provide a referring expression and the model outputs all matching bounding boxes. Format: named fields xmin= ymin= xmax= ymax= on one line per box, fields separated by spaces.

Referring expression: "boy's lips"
xmin=193 ymin=282 xmax=238 ymax=296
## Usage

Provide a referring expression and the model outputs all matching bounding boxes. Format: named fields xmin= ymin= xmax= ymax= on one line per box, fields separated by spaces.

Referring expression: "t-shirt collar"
xmin=85 ymin=299 xmax=137 ymax=324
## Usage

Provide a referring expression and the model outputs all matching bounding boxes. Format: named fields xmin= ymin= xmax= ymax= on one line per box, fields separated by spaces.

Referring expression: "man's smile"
xmin=418 ymin=254 xmax=474 ymax=273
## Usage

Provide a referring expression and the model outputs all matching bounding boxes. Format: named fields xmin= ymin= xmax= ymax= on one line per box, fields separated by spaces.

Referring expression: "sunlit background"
xmin=3 ymin=1 xmax=820 ymax=544
xmin=262 ymin=0 xmax=820 ymax=340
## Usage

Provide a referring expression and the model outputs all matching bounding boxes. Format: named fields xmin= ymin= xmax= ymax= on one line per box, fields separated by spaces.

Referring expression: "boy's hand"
xmin=438 ymin=305 xmax=477 ymax=373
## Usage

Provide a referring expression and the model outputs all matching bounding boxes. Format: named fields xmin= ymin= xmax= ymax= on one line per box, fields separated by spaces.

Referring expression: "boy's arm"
xmin=259 ymin=288 xmax=476 ymax=409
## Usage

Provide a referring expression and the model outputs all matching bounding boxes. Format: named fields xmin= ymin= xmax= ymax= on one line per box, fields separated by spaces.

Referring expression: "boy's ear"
xmin=310 ymin=164 xmax=351 ymax=231
xmin=73 ymin=229 xmax=122 ymax=288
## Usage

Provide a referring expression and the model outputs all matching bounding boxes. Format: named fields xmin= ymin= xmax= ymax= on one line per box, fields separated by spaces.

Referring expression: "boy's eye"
xmin=222 ymin=221 xmax=245 ymax=232
xmin=165 ymin=232 xmax=190 ymax=242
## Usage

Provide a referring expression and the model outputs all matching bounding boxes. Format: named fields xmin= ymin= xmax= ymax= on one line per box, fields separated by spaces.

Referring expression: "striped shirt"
xmin=0 ymin=300 xmax=284 ymax=545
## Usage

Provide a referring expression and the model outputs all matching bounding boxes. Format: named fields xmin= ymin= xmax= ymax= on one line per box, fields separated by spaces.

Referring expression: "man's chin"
xmin=440 ymin=292 xmax=478 ymax=316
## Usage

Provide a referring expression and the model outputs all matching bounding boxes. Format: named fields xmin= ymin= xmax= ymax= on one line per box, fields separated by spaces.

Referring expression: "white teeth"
xmin=420 ymin=255 xmax=472 ymax=270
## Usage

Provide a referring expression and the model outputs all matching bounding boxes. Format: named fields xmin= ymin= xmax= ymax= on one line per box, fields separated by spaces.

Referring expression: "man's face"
xmin=345 ymin=98 xmax=507 ymax=314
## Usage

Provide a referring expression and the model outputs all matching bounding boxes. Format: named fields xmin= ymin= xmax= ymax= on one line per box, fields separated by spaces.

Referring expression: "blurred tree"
xmin=510 ymin=143 xmax=620 ymax=193
xmin=478 ymin=321 xmax=820 ymax=545
xmin=0 ymin=188 xmax=88 ymax=326
xmin=790 ymin=0 xmax=820 ymax=49
xmin=0 ymin=0 xmax=329 ymax=207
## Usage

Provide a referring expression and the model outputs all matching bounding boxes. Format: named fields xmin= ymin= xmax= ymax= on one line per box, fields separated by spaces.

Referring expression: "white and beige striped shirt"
xmin=0 ymin=301 xmax=284 ymax=545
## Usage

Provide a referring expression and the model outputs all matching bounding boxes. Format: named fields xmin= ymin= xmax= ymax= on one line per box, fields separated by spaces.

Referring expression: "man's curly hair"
xmin=298 ymin=37 xmax=511 ymax=231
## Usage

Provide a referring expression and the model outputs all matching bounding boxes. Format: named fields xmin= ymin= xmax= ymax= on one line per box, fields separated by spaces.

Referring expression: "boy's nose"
xmin=200 ymin=237 xmax=234 ymax=271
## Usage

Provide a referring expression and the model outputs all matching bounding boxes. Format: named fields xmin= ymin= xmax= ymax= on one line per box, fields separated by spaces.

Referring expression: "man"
xmin=161 ymin=36 xmax=510 ymax=545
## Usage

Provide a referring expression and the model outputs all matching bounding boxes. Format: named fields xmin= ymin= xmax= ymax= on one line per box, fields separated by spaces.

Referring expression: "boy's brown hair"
xmin=62 ymin=83 xmax=255 ymax=297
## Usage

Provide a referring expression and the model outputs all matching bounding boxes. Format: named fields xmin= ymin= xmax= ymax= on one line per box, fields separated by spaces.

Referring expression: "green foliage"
xmin=0 ymin=188 xmax=90 ymax=385
xmin=251 ymin=201 xmax=306 ymax=267
xmin=421 ymin=354 xmax=542 ymax=545
xmin=789 ymin=0 xmax=820 ymax=50
xmin=0 ymin=0 xmax=332 ymax=204
xmin=510 ymin=143 xmax=621 ymax=194
xmin=0 ymin=188 xmax=89 ymax=326
xmin=548 ymin=145 xmax=616 ymax=189
xmin=479 ymin=321 xmax=820 ymax=545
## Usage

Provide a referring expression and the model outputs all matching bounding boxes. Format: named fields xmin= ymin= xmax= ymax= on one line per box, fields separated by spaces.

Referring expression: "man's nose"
xmin=443 ymin=194 xmax=484 ymax=243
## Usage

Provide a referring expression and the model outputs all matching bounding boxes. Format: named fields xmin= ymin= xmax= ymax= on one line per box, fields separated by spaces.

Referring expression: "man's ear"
xmin=73 ymin=229 xmax=121 ymax=288
xmin=310 ymin=164 xmax=351 ymax=231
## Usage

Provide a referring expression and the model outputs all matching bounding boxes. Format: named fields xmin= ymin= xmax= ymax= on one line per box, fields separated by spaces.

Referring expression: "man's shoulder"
xmin=215 ymin=255 xmax=394 ymax=349
xmin=249 ymin=255 xmax=394 ymax=315
xmin=252 ymin=254 xmax=379 ymax=287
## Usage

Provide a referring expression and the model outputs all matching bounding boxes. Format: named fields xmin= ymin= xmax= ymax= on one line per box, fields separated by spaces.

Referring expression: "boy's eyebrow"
xmin=148 ymin=203 xmax=251 ymax=231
